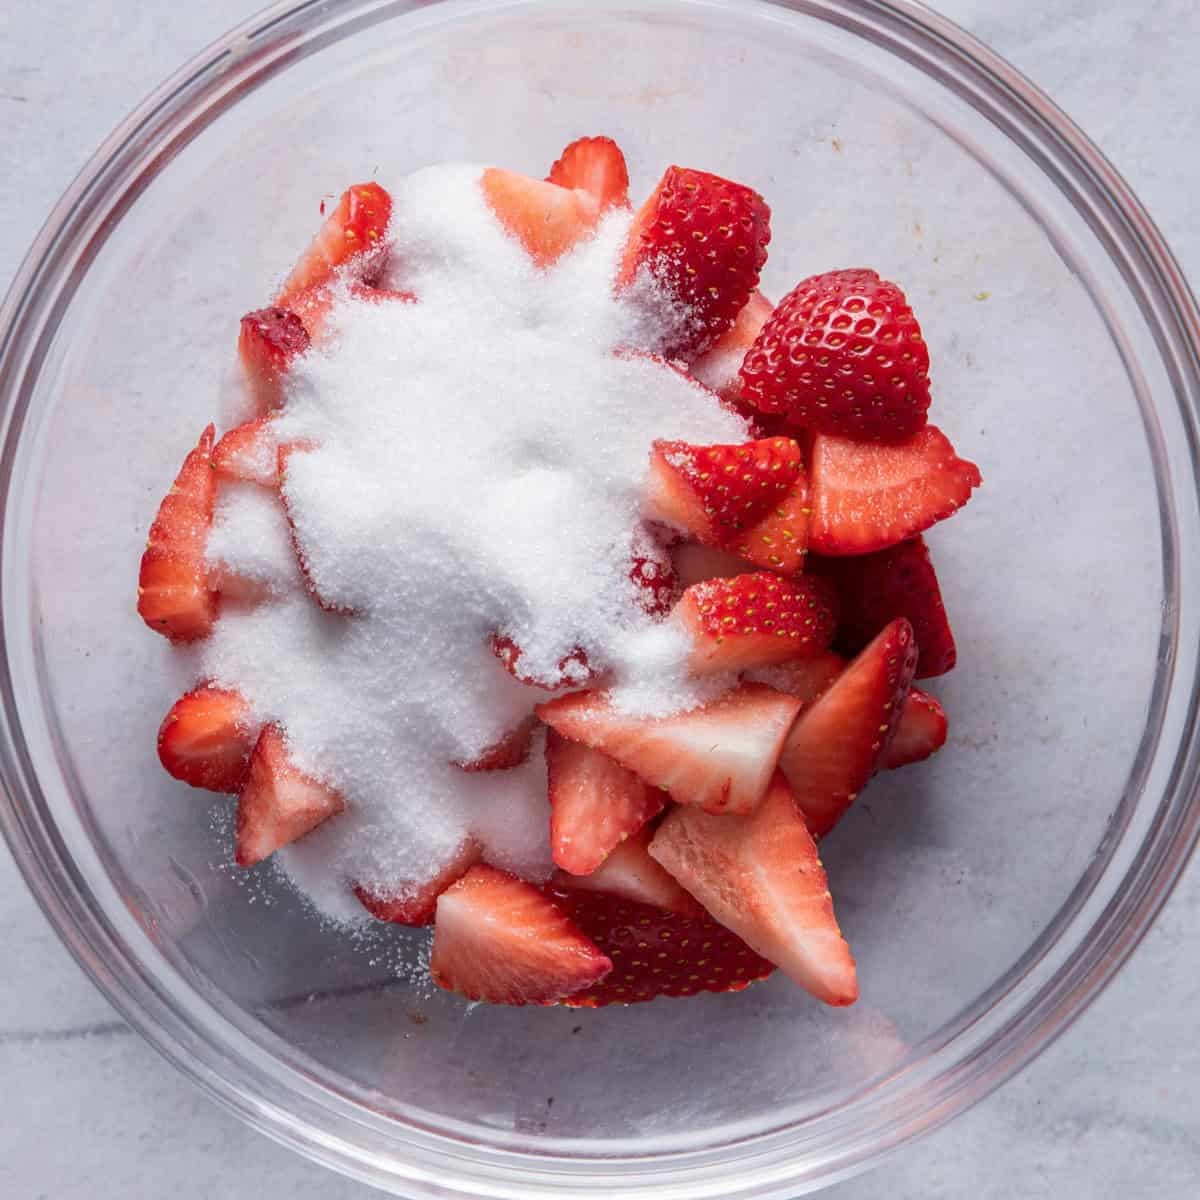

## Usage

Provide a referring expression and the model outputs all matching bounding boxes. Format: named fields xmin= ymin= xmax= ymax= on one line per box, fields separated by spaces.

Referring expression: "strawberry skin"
xmin=645 ymin=437 xmax=810 ymax=573
xmin=212 ymin=416 xmax=279 ymax=487
xmin=537 ymin=683 xmax=802 ymax=816
xmin=740 ymin=269 xmax=931 ymax=442
xmin=431 ymin=864 xmax=612 ymax=1005
xmin=649 ymin=773 xmax=858 ymax=1006
xmin=675 ymin=571 xmax=836 ymax=675
xmin=137 ymin=425 xmax=218 ymax=643
xmin=238 ymin=307 xmax=310 ymax=416
xmin=547 ymin=136 xmax=630 ymax=211
xmin=618 ymin=166 xmax=771 ymax=357
xmin=158 ymin=686 xmax=257 ymax=793
xmin=546 ymin=730 xmax=665 ymax=875
xmin=236 ymin=725 xmax=345 ymax=866
xmin=481 ymin=168 xmax=602 ymax=267
xmin=629 ymin=534 xmax=679 ymax=616
xmin=452 ymin=714 xmax=539 ymax=773
xmin=355 ymin=838 xmax=482 ymax=926
xmin=809 ymin=425 xmax=981 ymax=556
xmin=881 ymin=688 xmax=947 ymax=769
xmin=778 ymin=618 xmax=917 ymax=837
xmin=691 ymin=289 xmax=774 ymax=402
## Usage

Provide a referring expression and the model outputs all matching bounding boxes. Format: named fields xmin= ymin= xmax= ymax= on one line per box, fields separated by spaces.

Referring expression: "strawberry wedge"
xmin=881 ymin=688 xmax=948 ymax=769
xmin=649 ymin=773 xmax=858 ymax=1005
xmin=537 ymin=683 xmax=802 ymax=815
xmin=481 ymin=169 xmax=602 ymax=267
xmin=212 ymin=416 xmax=279 ymax=488
xmin=690 ymin=289 xmax=774 ymax=402
xmin=238 ymin=307 xmax=311 ymax=416
xmin=547 ymin=136 xmax=630 ymax=212
xmin=158 ymin=686 xmax=257 ymax=793
xmin=355 ymin=837 xmax=482 ymax=926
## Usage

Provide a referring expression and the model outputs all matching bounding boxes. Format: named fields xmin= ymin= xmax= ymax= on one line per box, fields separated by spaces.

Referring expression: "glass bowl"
xmin=1 ymin=0 xmax=1198 ymax=1196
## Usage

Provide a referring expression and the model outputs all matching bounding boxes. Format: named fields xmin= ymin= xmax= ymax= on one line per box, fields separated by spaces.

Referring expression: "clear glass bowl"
xmin=1 ymin=1 xmax=1198 ymax=1196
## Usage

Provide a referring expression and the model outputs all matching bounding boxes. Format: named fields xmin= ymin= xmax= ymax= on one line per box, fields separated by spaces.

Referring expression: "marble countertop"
xmin=1 ymin=1 xmax=1197 ymax=1196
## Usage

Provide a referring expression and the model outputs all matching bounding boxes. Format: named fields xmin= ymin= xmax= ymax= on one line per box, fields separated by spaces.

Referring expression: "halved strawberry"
xmin=674 ymin=571 xmax=836 ymax=675
xmin=137 ymin=425 xmax=218 ymax=643
xmin=430 ymin=864 xmax=612 ymax=1005
xmin=546 ymin=729 xmax=665 ymax=875
xmin=809 ymin=426 xmax=981 ymax=556
xmin=452 ymin=714 xmax=539 ymax=772
xmin=212 ymin=416 xmax=279 ymax=487
xmin=275 ymin=182 xmax=392 ymax=310
xmin=235 ymin=725 xmax=345 ymax=867
xmin=238 ymin=307 xmax=311 ymax=416
xmin=277 ymin=442 xmax=349 ymax=614
xmin=157 ymin=686 xmax=256 ymax=793
xmin=778 ymin=619 xmax=916 ymax=837
xmin=547 ymin=136 xmax=630 ymax=212
xmin=644 ymin=437 xmax=810 ymax=573
xmin=649 ymin=772 xmax=858 ymax=1005
xmin=481 ymin=169 xmax=602 ymax=268
xmin=536 ymin=683 xmax=802 ymax=815
xmin=690 ymin=289 xmax=774 ymax=401
xmin=355 ymin=838 xmax=482 ymax=926
xmin=810 ymin=536 xmax=958 ymax=677
xmin=670 ymin=541 xmax=755 ymax=588
xmin=617 ymin=166 xmax=771 ymax=357
xmin=881 ymin=688 xmax=948 ymax=769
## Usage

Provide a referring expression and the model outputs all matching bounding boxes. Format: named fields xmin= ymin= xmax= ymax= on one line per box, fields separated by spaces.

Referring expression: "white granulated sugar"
xmin=206 ymin=481 xmax=300 ymax=596
xmin=201 ymin=163 xmax=746 ymax=921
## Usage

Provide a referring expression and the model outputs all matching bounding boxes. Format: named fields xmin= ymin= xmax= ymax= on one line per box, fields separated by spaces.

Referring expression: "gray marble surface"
xmin=1 ymin=0 xmax=1198 ymax=1196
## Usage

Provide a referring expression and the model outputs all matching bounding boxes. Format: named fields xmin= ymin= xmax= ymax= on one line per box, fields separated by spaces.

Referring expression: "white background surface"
xmin=1 ymin=1 xmax=1198 ymax=1196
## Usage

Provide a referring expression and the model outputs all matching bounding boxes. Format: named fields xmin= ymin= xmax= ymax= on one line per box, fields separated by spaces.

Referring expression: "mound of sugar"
xmin=201 ymin=164 xmax=746 ymax=921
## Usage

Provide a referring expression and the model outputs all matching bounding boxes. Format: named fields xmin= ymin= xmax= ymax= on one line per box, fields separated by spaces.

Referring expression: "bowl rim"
xmin=1 ymin=0 xmax=1199 ymax=1195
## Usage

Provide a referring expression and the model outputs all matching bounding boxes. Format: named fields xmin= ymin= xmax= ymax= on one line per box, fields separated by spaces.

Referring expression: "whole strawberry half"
xmin=739 ymin=268 xmax=931 ymax=442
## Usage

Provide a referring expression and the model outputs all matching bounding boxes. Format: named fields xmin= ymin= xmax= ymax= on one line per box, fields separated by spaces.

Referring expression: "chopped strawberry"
xmin=238 ymin=307 xmax=311 ymax=415
xmin=547 ymin=136 xmax=630 ymax=212
xmin=675 ymin=571 xmax=836 ymax=676
xmin=740 ymin=269 xmax=932 ymax=442
xmin=481 ymin=169 xmax=602 ymax=267
xmin=277 ymin=442 xmax=350 ymax=614
xmin=275 ymin=182 xmax=392 ymax=310
xmin=453 ymin=714 xmax=538 ymax=772
xmin=537 ymin=683 xmax=802 ymax=816
xmin=617 ymin=167 xmax=771 ymax=357
xmin=749 ymin=649 xmax=846 ymax=704
xmin=137 ymin=425 xmax=218 ymax=642
xmin=157 ymin=686 xmax=257 ymax=793
xmin=355 ymin=838 xmax=482 ymax=926
xmin=235 ymin=725 xmax=345 ymax=867
xmin=629 ymin=528 xmax=679 ymax=616
xmin=690 ymin=289 xmax=774 ymax=401
xmin=212 ymin=416 xmax=279 ymax=487
xmin=649 ymin=772 xmax=857 ymax=1005
xmin=809 ymin=426 xmax=981 ymax=556
xmin=490 ymin=634 xmax=594 ymax=690
xmin=430 ymin=864 xmax=612 ymax=1005
xmin=810 ymin=536 xmax=958 ymax=677
xmin=289 ymin=280 xmax=417 ymax=345
xmin=546 ymin=730 xmax=665 ymax=875
xmin=882 ymin=688 xmax=947 ymax=769
xmin=644 ymin=437 xmax=810 ymax=573
xmin=778 ymin=619 xmax=917 ymax=837
xmin=671 ymin=541 xmax=754 ymax=588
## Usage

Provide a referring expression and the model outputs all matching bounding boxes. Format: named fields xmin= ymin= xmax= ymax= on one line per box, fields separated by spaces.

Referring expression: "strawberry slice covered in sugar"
xmin=481 ymin=168 xmax=603 ymax=267
xmin=452 ymin=714 xmax=540 ymax=773
xmin=690 ymin=289 xmax=774 ymax=403
xmin=547 ymin=136 xmax=630 ymax=212
xmin=212 ymin=416 xmax=280 ymax=488
xmin=158 ymin=686 xmax=258 ymax=793
xmin=355 ymin=838 xmax=483 ymax=926
xmin=238 ymin=307 xmax=311 ymax=417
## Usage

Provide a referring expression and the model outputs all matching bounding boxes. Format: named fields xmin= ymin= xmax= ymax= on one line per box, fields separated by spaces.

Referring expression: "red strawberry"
xmin=137 ymin=425 xmax=218 ymax=643
xmin=617 ymin=167 xmax=771 ymax=357
xmin=674 ymin=571 xmax=836 ymax=675
xmin=481 ymin=169 xmax=602 ymax=267
xmin=551 ymin=887 xmax=774 ymax=1006
xmin=277 ymin=442 xmax=350 ymax=614
xmin=691 ymin=289 xmax=774 ymax=401
xmin=739 ymin=269 xmax=932 ymax=442
xmin=749 ymin=649 xmax=846 ymax=704
xmin=212 ymin=416 xmax=279 ymax=488
xmin=671 ymin=541 xmax=754 ymax=588
xmin=547 ymin=136 xmax=630 ymax=212
xmin=452 ymin=714 xmax=539 ymax=773
xmin=546 ymin=730 xmax=665 ymax=875
xmin=629 ymin=532 xmax=679 ymax=616
xmin=355 ymin=838 xmax=482 ymax=926
xmin=810 ymin=536 xmax=957 ymax=677
xmin=289 ymin=280 xmax=417 ymax=345
xmin=157 ymin=687 xmax=257 ymax=793
xmin=809 ymin=426 xmax=981 ymax=556
xmin=649 ymin=773 xmax=857 ymax=1005
xmin=430 ymin=864 xmax=612 ymax=1005
xmin=238 ymin=307 xmax=311 ymax=416
xmin=490 ymin=634 xmax=595 ymax=690
xmin=778 ymin=619 xmax=917 ymax=837
xmin=537 ymin=683 xmax=802 ymax=816
xmin=644 ymin=437 xmax=810 ymax=573
xmin=275 ymin=182 xmax=392 ymax=310
xmin=235 ymin=725 xmax=345 ymax=867
xmin=881 ymin=688 xmax=947 ymax=769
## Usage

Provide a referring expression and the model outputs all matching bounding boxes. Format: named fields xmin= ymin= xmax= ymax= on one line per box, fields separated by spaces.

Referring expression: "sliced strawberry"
xmin=277 ymin=442 xmax=349 ymax=614
xmin=137 ymin=425 xmax=218 ymax=642
xmin=490 ymin=634 xmax=594 ymax=690
xmin=810 ymin=536 xmax=958 ymax=677
xmin=740 ymin=269 xmax=931 ymax=442
xmin=238 ymin=307 xmax=311 ymax=416
xmin=671 ymin=541 xmax=755 ymax=588
xmin=644 ymin=437 xmax=810 ymax=573
xmin=778 ymin=618 xmax=916 ymax=837
xmin=691 ymin=289 xmax=774 ymax=401
xmin=809 ymin=426 xmax=981 ymax=556
xmin=157 ymin=686 xmax=256 ymax=793
xmin=235 ymin=725 xmax=345 ymax=867
xmin=205 ymin=563 xmax=274 ymax=609
xmin=617 ymin=166 xmax=771 ymax=357
xmin=355 ymin=838 xmax=482 ymax=926
xmin=430 ymin=864 xmax=612 ymax=1005
xmin=481 ymin=169 xmax=602 ymax=268
xmin=881 ymin=688 xmax=948 ymax=769
xmin=289 ymin=280 xmax=417 ymax=345
xmin=275 ymin=182 xmax=392 ymax=310
xmin=537 ymin=683 xmax=802 ymax=816
xmin=649 ymin=772 xmax=858 ymax=1005
xmin=749 ymin=649 xmax=846 ymax=704
xmin=675 ymin=571 xmax=836 ymax=676
xmin=212 ymin=416 xmax=279 ymax=487
xmin=452 ymin=714 xmax=538 ymax=772
xmin=547 ymin=136 xmax=630 ymax=212
xmin=546 ymin=729 xmax=665 ymax=875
